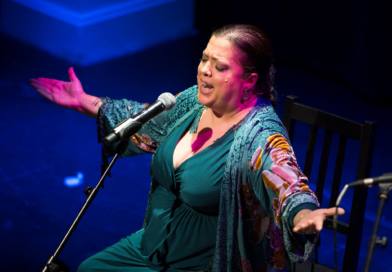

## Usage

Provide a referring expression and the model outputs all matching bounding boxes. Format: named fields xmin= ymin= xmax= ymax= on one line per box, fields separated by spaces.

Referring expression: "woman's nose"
xmin=200 ymin=62 xmax=212 ymax=76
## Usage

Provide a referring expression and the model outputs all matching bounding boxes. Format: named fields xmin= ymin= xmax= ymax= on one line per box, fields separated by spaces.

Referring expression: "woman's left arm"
xmin=255 ymin=132 xmax=345 ymax=234
xmin=250 ymin=132 xmax=343 ymax=262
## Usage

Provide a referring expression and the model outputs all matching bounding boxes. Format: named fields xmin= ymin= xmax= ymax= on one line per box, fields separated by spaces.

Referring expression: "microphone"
xmin=348 ymin=173 xmax=392 ymax=187
xmin=104 ymin=92 xmax=176 ymax=146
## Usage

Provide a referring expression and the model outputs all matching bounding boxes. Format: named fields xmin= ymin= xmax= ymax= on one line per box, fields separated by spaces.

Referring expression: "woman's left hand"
xmin=292 ymin=207 xmax=345 ymax=234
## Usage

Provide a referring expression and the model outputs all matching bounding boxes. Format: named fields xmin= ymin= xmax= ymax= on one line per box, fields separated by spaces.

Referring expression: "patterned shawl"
xmin=99 ymin=85 xmax=319 ymax=271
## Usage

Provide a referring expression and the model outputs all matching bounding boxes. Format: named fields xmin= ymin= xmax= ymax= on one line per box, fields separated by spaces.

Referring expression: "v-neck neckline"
xmin=171 ymin=110 xmax=237 ymax=171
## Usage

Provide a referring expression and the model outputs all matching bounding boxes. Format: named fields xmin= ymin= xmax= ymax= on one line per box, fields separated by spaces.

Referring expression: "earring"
xmin=241 ymin=89 xmax=250 ymax=103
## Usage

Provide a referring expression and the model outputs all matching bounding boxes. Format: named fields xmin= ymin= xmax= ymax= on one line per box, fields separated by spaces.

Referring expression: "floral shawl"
xmin=99 ymin=85 xmax=319 ymax=271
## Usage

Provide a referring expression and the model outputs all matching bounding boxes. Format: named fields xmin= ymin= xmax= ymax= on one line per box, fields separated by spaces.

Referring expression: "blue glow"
xmin=64 ymin=172 xmax=84 ymax=187
xmin=0 ymin=0 xmax=195 ymax=65
xmin=14 ymin=0 xmax=175 ymax=27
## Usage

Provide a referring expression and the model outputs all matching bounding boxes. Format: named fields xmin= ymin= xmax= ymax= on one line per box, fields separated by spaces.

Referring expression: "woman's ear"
xmin=244 ymin=72 xmax=258 ymax=91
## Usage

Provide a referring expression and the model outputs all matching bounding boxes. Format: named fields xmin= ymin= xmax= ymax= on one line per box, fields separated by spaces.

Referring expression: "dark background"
xmin=196 ymin=0 xmax=392 ymax=104
xmin=0 ymin=0 xmax=391 ymax=271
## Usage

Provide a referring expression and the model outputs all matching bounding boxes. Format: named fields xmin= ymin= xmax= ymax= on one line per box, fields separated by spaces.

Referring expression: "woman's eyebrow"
xmin=202 ymin=52 xmax=227 ymax=62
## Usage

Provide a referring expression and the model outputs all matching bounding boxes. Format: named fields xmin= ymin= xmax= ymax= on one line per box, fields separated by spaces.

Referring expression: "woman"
xmin=31 ymin=24 xmax=344 ymax=271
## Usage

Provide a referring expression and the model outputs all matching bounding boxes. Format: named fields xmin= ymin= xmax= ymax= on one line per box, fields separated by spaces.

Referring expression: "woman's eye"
xmin=216 ymin=65 xmax=227 ymax=72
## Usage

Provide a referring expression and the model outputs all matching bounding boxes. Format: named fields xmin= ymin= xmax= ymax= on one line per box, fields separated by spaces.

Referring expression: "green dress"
xmin=80 ymin=85 xmax=319 ymax=271
xmin=79 ymin=109 xmax=234 ymax=271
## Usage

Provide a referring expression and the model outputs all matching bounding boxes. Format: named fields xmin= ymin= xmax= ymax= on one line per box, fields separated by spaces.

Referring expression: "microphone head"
xmin=158 ymin=92 xmax=176 ymax=110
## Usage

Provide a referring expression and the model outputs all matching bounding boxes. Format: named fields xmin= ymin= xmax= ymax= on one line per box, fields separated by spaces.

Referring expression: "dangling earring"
xmin=241 ymin=89 xmax=250 ymax=103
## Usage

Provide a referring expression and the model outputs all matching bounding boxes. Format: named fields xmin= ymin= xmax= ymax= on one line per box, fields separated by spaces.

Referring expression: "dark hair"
xmin=212 ymin=24 xmax=276 ymax=102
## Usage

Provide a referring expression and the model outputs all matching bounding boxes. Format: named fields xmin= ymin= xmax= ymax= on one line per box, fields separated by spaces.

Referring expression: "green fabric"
xmin=82 ymin=98 xmax=234 ymax=271
xmin=95 ymin=85 xmax=319 ymax=271
xmin=78 ymin=230 xmax=156 ymax=272
xmin=140 ymin=109 xmax=234 ymax=270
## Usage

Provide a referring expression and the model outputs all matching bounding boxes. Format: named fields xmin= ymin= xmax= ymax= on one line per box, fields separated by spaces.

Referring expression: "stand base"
xmin=45 ymin=260 xmax=69 ymax=272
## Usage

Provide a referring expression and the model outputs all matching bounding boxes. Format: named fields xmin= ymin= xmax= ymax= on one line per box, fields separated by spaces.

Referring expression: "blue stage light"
xmin=0 ymin=0 xmax=195 ymax=65
xmin=64 ymin=172 xmax=84 ymax=187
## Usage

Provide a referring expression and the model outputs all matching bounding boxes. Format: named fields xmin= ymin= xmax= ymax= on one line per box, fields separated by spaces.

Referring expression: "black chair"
xmin=283 ymin=96 xmax=375 ymax=272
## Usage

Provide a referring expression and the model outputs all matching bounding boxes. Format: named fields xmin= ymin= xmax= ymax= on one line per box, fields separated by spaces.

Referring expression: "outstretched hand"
xmin=30 ymin=67 xmax=101 ymax=116
xmin=30 ymin=67 xmax=86 ymax=110
xmin=293 ymin=207 xmax=345 ymax=234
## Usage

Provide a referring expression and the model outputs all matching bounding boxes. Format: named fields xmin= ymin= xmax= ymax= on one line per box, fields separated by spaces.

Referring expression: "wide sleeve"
xmin=98 ymin=97 xmax=163 ymax=155
xmin=97 ymin=85 xmax=199 ymax=156
xmin=250 ymin=132 xmax=319 ymax=263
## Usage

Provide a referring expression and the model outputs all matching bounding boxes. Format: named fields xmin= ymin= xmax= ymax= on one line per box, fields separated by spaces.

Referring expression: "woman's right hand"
xmin=30 ymin=67 xmax=102 ymax=116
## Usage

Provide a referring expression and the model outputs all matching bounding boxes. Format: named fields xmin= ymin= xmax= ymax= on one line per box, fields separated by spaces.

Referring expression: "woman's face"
xmin=197 ymin=35 xmax=255 ymax=114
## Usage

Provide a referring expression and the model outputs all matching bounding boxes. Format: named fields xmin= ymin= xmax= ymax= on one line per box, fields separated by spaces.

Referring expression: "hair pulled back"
xmin=212 ymin=24 xmax=276 ymax=102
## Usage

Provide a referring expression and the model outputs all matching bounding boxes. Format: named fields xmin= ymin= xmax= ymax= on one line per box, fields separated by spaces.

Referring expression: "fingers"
xmin=30 ymin=78 xmax=56 ymax=91
xmin=30 ymin=78 xmax=61 ymax=89
xmin=30 ymin=78 xmax=63 ymax=102
xmin=293 ymin=218 xmax=318 ymax=234
xmin=292 ymin=223 xmax=305 ymax=233
xmin=30 ymin=78 xmax=51 ymax=99
xmin=31 ymin=84 xmax=53 ymax=101
xmin=293 ymin=207 xmax=345 ymax=234
xmin=292 ymin=209 xmax=325 ymax=233
xmin=324 ymin=207 xmax=345 ymax=217
xmin=68 ymin=67 xmax=79 ymax=82
xmin=314 ymin=217 xmax=324 ymax=232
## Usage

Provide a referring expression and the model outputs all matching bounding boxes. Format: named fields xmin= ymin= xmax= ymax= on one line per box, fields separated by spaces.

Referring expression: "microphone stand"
xmin=41 ymin=93 xmax=176 ymax=271
xmin=42 ymin=141 xmax=127 ymax=272
xmin=364 ymin=182 xmax=392 ymax=272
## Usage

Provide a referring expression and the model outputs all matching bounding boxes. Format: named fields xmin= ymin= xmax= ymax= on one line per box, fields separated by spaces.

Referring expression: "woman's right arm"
xmin=31 ymin=69 xmax=198 ymax=155
xmin=30 ymin=67 xmax=102 ymax=117
xmin=30 ymin=67 xmax=166 ymax=155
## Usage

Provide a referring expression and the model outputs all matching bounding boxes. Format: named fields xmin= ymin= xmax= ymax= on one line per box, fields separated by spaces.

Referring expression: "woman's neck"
xmin=208 ymin=97 xmax=257 ymax=124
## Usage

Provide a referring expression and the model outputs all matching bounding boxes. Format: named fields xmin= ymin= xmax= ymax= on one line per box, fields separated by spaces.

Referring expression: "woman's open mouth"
xmin=199 ymin=82 xmax=214 ymax=94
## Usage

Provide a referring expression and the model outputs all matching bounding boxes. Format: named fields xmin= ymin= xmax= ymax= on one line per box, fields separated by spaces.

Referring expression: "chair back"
xmin=283 ymin=95 xmax=374 ymax=272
